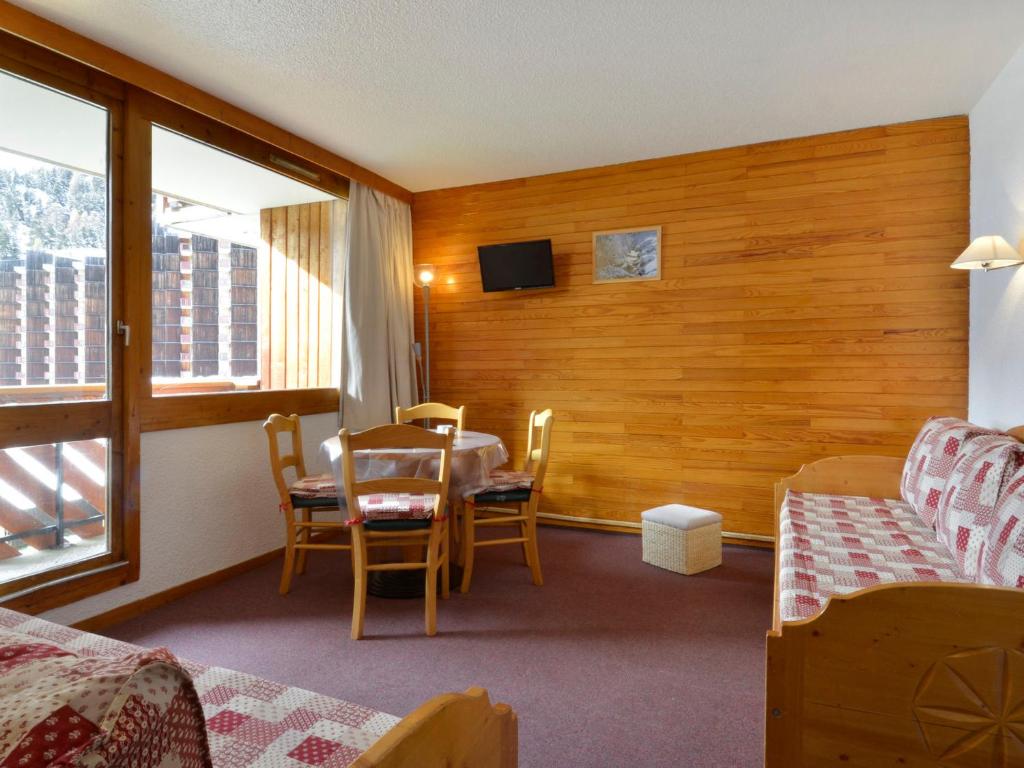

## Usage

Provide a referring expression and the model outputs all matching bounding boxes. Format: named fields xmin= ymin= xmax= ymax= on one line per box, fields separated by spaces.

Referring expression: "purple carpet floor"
xmin=105 ymin=527 xmax=774 ymax=767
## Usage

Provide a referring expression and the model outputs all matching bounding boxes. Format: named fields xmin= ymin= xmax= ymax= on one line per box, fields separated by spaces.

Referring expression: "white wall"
xmin=42 ymin=412 xmax=338 ymax=625
xmin=969 ymin=41 xmax=1024 ymax=430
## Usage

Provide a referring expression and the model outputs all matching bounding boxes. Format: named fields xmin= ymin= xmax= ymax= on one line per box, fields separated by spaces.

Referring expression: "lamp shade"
xmin=950 ymin=236 xmax=1024 ymax=271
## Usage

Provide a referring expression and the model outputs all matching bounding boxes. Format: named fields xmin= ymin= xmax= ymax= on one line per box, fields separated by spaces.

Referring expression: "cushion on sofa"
xmin=778 ymin=491 xmax=968 ymax=622
xmin=900 ymin=416 xmax=994 ymax=527
xmin=0 ymin=629 xmax=211 ymax=768
xmin=979 ymin=469 xmax=1024 ymax=588
xmin=933 ymin=433 xmax=1024 ymax=580
xmin=0 ymin=607 xmax=401 ymax=768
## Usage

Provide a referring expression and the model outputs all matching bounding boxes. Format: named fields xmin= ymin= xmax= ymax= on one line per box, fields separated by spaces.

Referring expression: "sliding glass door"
xmin=0 ymin=63 xmax=125 ymax=599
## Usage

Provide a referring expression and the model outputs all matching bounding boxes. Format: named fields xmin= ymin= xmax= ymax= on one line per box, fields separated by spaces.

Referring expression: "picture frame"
xmin=592 ymin=225 xmax=662 ymax=284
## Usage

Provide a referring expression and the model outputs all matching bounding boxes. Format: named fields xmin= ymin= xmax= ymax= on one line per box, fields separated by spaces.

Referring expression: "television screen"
xmin=477 ymin=239 xmax=555 ymax=292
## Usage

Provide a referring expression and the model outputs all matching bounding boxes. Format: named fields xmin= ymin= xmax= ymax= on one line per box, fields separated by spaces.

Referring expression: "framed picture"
xmin=592 ymin=226 xmax=661 ymax=284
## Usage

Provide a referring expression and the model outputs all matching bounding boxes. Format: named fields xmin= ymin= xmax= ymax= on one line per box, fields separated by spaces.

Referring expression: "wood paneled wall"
xmin=412 ymin=117 xmax=969 ymax=537
xmin=259 ymin=201 xmax=339 ymax=390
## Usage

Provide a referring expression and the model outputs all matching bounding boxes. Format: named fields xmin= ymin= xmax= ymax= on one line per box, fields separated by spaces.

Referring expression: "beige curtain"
xmin=339 ymin=182 xmax=417 ymax=430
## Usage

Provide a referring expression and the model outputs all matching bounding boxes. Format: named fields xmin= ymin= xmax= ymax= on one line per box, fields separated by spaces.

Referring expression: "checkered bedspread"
xmin=777 ymin=491 xmax=969 ymax=622
xmin=0 ymin=608 xmax=399 ymax=768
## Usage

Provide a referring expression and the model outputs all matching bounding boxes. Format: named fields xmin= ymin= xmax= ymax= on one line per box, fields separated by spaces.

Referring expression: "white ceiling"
xmin=11 ymin=0 xmax=1024 ymax=192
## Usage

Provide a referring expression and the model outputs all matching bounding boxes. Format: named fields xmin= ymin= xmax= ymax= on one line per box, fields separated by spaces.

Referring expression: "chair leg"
xmin=526 ymin=493 xmax=543 ymax=586
xmin=456 ymin=505 xmax=467 ymax=568
xmin=519 ymin=502 xmax=530 ymax=565
xmin=425 ymin=523 xmax=441 ymax=636
xmin=459 ymin=500 xmax=476 ymax=593
xmin=440 ymin=518 xmax=451 ymax=599
xmin=279 ymin=517 xmax=297 ymax=595
xmin=296 ymin=509 xmax=312 ymax=575
xmin=350 ymin=526 xmax=368 ymax=640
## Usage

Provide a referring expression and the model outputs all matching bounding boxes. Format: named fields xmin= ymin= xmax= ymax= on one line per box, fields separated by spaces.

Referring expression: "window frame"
xmin=0 ymin=36 xmax=135 ymax=612
xmin=130 ymin=90 xmax=345 ymax=431
xmin=0 ymin=23 xmax=360 ymax=612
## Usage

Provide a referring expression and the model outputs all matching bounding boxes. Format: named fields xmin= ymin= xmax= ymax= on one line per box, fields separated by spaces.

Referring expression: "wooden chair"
xmin=263 ymin=413 xmax=350 ymax=595
xmin=395 ymin=402 xmax=466 ymax=432
xmin=340 ymin=424 xmax=454 ymax=639
xmin=459 ymin=409 xmax=553 ymax=593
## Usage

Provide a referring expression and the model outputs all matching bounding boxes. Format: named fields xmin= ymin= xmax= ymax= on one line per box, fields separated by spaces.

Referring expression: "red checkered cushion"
xmin=778 ymin=491 xmax=968 ymax=622
xmin=481 ymin=469 xmax=535 ymax=493
xmin=934 ymin=433 xmax=1024 ymax=580
xmin=0 ymin=632 xmax=210 ymax=768
xmin=0 ymin=607 xmax=400 ymax=768
xmin=289 ymin=473 xmax=337 ymax=499
xmin=979 ymin=469 xmax=1024 ymax=589
xmin=900 ymin=417 xmax=994 ymax=527
xmin=355 ymin=493 xmax=438 ymax=522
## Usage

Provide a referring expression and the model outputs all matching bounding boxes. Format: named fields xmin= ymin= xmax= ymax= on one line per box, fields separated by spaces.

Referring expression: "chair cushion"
xmin=468 ymin=469 xmax=536 ymax=503
xmin=481 ymin=469 xmax=536 ymax=492
xmin=364 ymin=519 xmax=433 ymax=532
xmin=356 ymin=493 xmax=438 ymax=522
xmin=474 ymin=488 xmax=533 ymax=503
xmin=934 ymin=433 xmax=1024 ymax=579
xmin=900 ymin=417 xmax=995 ymax=526
xmin=980 ymin=468 xmax=1024 ymax=588
xmin=289 ymin=473 xmax=337 ymax=498
xmin=290 ymin=494 xmax=340 ymax=509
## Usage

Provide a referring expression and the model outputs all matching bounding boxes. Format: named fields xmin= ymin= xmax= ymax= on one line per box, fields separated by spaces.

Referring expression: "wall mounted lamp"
xmin=950 ymin=235 xmax=1024 ymax=271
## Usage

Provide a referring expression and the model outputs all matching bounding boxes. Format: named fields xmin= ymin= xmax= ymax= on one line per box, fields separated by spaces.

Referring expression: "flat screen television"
xmin=477 ymin=239 xmax=555 ymax=292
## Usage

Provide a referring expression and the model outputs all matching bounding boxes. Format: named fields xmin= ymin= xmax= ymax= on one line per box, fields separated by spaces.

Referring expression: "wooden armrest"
xmin=351 ymin=687 xmax=517 ymax=768
xmin=773 ymin=455 xmax=904 ymax=513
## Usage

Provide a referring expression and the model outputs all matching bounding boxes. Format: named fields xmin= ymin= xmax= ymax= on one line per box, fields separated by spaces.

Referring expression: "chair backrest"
xmin=395 ymin=402 xmax=466 ymax=431
xmin=263 ymin=413 xmax=308 ymax=507
xmin=339 ymin=424 xmax=454 ymax=521
xmin=524 ymin=409 xmax=554 ymax=489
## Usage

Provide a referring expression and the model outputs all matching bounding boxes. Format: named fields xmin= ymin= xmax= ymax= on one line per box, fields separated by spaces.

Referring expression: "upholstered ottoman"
xmin=641 ymin=504 xmax=722 ymax=575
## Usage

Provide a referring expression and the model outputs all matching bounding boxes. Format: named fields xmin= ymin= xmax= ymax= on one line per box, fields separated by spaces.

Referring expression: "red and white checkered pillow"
xmin=0 ymin=633 xmax=210 ymax=768
xmin=481 ymin=469 xmax=535 ymax=493
xmin=901 ymin=417 xmax=994 ymax=526
xmin=979 ymin=470 xmax=1024 ymax=589
xmin=354 ymin=493 xmax=438 ymax=522
xmin=934 ymin=433 xmax=1024 ymax=580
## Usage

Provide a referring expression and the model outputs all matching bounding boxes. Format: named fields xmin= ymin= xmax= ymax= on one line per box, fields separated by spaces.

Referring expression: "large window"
xmin=0 ymin=71 xmax=108 ymax=405
xmin=0 ymin=32 xmax=353 ymax=610
xmin=0 ymin=65 xmax=121 ymax=597
xmin=150 ymin=127 xmax=344 ymax=395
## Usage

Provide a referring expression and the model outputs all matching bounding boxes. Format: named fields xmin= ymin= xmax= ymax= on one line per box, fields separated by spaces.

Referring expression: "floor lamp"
xmin=415 ymin=264 xmax=435 ymax=402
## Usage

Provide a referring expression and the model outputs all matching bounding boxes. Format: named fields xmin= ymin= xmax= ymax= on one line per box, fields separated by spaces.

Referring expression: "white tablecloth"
xmin=319 ymin=430 xmax=509 ymax=501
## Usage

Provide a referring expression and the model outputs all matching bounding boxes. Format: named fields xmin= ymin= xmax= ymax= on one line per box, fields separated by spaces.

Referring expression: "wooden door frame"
xmin=0 ymin=35 xmax=138 ymax=612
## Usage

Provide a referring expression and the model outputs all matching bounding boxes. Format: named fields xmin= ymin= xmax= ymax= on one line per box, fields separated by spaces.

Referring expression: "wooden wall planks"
xmin=259 ymin=201 xmax=338 ymax=390
xmin=411 ymin=117 xmax=969 ymax=537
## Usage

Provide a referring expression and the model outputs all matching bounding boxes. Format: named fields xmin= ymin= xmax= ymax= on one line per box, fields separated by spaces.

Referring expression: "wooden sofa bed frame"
xmin=353 ymin=686 xmax=517 ymax=768
xmin=765 ymin=430 xmax=1024 ymax=766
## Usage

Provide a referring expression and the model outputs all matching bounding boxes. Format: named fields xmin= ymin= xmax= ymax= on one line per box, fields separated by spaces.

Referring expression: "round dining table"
xmin=318 ymin=429 xmax=508 ymax=501
xmin=318 ymin=429 xmax=509 ymax=599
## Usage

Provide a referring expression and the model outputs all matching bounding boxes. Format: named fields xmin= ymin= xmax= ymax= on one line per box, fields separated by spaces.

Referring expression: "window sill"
xmin=0 ymin=560 xmax=132 ymax=615
xmin=140 ymin=387 xmax=339 ymax=431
